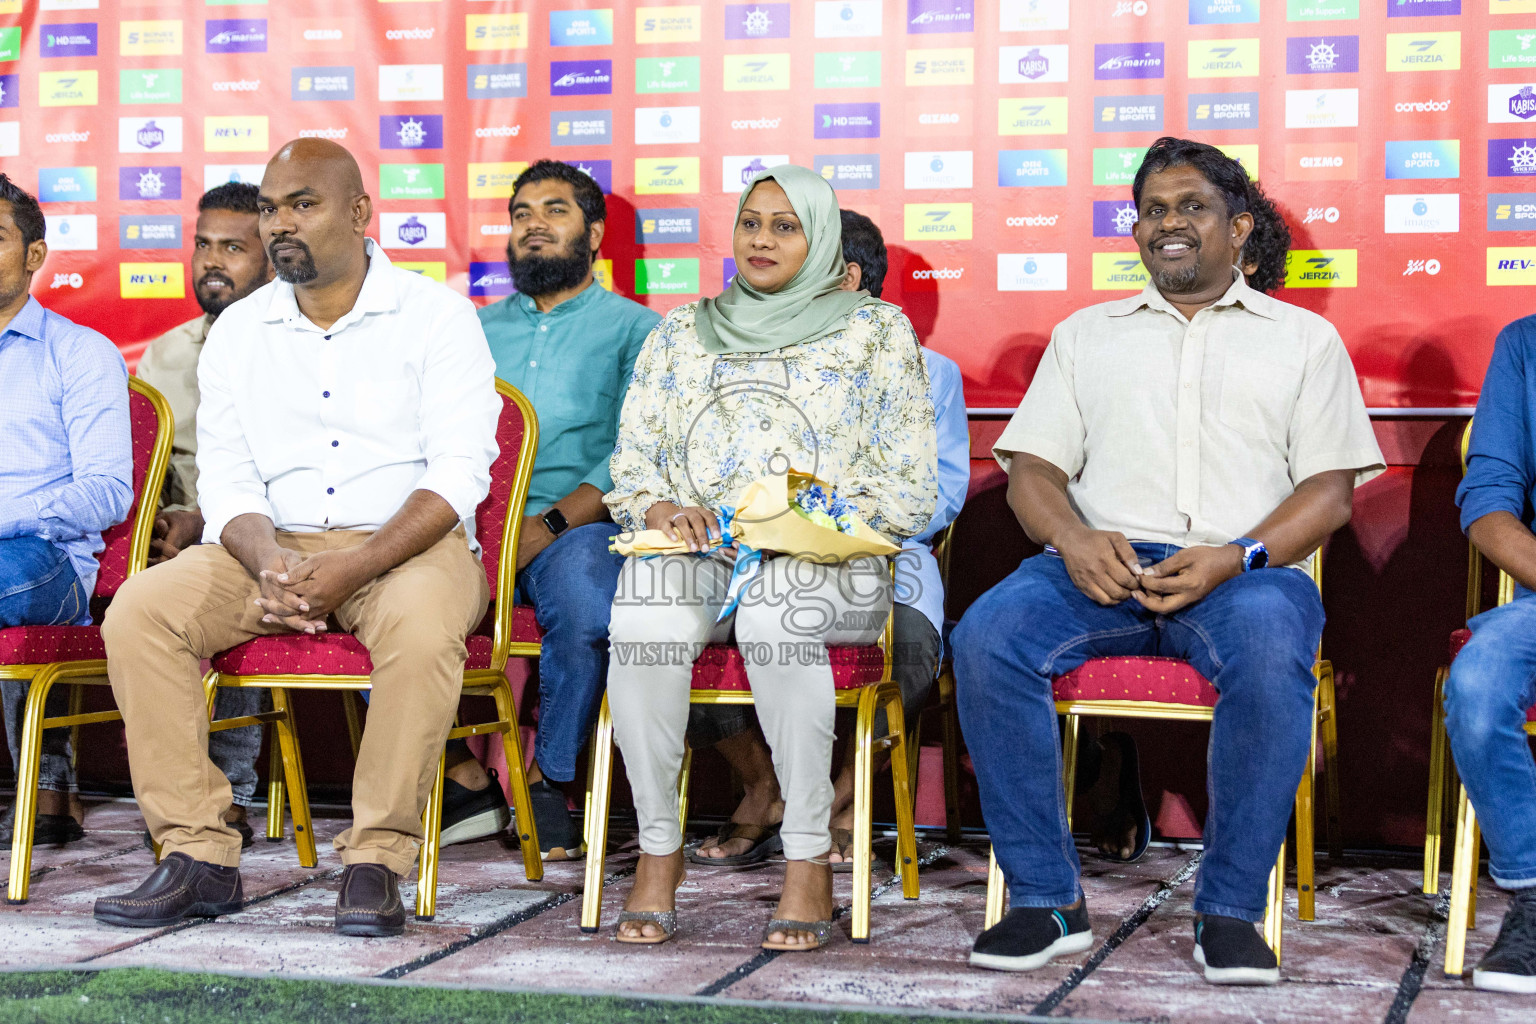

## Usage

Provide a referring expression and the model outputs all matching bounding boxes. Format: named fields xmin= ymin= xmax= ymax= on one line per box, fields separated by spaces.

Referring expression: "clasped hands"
xmin=254 ymin=547 xmax=373 ymax=634
xmin=1054 ymin=526 xmax=1244 ymax=612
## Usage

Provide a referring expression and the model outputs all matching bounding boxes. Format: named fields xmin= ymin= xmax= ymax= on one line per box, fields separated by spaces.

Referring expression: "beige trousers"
xmin=102 ymin=529 xmax=488 ymax=875
xmin=606 ymin=551 xmax=890 ymax=861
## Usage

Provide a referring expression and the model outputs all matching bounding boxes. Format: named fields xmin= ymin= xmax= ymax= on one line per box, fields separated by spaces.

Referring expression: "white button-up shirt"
xmin=994 ymin=273 xmax=1384 ymax=567
xmin=195 ymin=239 xmax=499 ymax=549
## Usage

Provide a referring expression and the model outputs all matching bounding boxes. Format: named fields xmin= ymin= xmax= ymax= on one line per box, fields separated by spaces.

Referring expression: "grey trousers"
xmin=607 ymin=551 xmax=891 ymax=861
xmin=2 ymin=681 xmax=75 ymax=794
xmin=209 ymin=687 xmax=266 ymax=806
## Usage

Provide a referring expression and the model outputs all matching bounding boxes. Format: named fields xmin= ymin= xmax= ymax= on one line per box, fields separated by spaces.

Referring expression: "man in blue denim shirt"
xmin=0 ymin=175 xmax=132 ymax=845
xmin=445 ymin=160 xmax=659 ymax=858
xmin=1447 ymin=315 xmax=1536 ymax=995
xmin=954 ymin=140 xmax=1382 ymax=985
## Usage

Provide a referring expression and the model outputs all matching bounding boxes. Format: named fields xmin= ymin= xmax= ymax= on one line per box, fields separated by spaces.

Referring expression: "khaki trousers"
xmin=103 ymin=529 xmax=488 ymax=875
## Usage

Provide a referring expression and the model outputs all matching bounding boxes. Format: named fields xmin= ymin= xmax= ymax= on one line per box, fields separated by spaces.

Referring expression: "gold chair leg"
xmin=415 ymin=752 xmax=447 ymax=920
xmin=268 ymin=686 xmax=317 ymax=867
xmin=939 ymin=670 xmax=963 ymax=843
xmin=677 ymin=746 xmax=694 ymax=833
xmin=885 ymin=687 xmax=919 ymax=900
xmin=1445 ymin=785 xmax=1480 ymax=977
xmin=984 ymin=846 xmax=1006 ymax=930
xmin=67 ymin=683 xmax=84 ymax=773
xmin=1261 ymin=840 xmax=1285 ymax=962
xmin=1060 ymin=713 xmax=1081 ymax=831
xmin=850 ymin=684 xmax=879 ymax=943
xmin=580 ymin=695 xmax=615 ymax=933
xmin=342 ymin=690 xmax=363 ymax=763
xmin=8 ymin=667 xmax=52 ymax=904
xmin=1296 ymin=691 xmax=1318 ymax=922
xmin=265 ymin=736 xmax=285 ymax=842
xmin=492 ymin=675 xmax=542 ymax=881
xmin=1424 ymin=666 xmax=1450 ymax=895
xmin=1318 ymin=665 xmax=1343 ymax=861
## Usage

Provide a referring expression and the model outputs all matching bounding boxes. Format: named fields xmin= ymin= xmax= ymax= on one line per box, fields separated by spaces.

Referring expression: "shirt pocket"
xmin=1217 ymin=343 xmax=1301 ymax=444
xmin=354 ymin=378 xmax=419 ymax=432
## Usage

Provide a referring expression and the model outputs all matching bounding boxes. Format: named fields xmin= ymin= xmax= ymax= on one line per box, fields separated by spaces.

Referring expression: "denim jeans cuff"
xmin=39 ymin=756 xmax=75 ymax=795
xmin=1192 ymin=898 xmax=1265 ymax=924
xmin=1490 ymin=866 xmax=1536 ymax=890
xmin=1007 ymin=887 xmax=1082 ymax=910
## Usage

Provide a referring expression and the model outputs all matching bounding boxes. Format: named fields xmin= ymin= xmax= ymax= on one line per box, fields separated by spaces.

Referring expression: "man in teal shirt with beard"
xmin=445 ymin=160 xmax=659 ymax=859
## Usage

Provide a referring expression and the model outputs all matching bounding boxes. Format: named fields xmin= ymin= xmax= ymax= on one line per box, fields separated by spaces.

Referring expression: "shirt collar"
xmin=517 ymin=276 xmax=602 ymax=319
xmin=262 ymin=238 xmax=398 ymax=329
xmin=1 ymin=296 xmax=47 ymax=341
xmin=1106 ymin=267 xmax=1279 ymax=323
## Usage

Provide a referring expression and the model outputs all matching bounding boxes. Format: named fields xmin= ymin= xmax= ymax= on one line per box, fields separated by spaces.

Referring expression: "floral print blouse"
xmin=605 ymin=301 xmax=939 ymax=542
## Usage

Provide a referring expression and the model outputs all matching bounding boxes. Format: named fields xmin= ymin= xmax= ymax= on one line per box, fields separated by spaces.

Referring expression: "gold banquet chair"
xmin=981 ymin=549 xmax=1343 ymax=961
xmin=911 ymin=523 xmax=964 ymax=842
xmin=581 ymin=578 xmax=919 ymax=943
xmin=4 ymin=378 xmax=174 ymax=903
xmin=202 ymin=381 xmax=545 ymax=919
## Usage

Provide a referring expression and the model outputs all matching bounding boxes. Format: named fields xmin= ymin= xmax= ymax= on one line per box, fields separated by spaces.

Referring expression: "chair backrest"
xmin=1457 ymin=417 xmax=1517 ymax=613
xmin=474 ymin=380 xmax=540 ymax=654
xmin=95 ymin=378 xmax=174 ymax=598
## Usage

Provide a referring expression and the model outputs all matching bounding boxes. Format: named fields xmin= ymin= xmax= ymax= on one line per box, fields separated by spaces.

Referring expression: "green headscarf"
xmin=695 ymin=163 xmax=885 ymax=355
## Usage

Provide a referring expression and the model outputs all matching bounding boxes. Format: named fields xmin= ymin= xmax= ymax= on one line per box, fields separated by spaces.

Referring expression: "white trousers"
xmin=606 ymin=551 xmax=891 ymax=861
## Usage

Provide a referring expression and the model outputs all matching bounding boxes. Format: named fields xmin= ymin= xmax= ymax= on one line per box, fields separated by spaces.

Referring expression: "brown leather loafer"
xmin=334 ymin=862 xmax=405 ymax=937
xmin=93 ymin=852 xmax=243 ymax=928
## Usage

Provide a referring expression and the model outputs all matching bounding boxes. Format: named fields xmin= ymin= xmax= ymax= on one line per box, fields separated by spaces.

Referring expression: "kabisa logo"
xmin=1016 ymin=47 xmax=1051 ymax=81
xmin=999 ymin=98 xmax=1068 ymax=135
xmin=292 ymin=66 xmax=355 ymax=101
xmin=903 ymin=203 xmax=973 ymax=240
xmin=635 ymin=258 xmax=700 ymax=295
xmin=1188 ymin=38 xmax=1259 ymax=77
xmin=997 ymin=150 xmax=1067 ymax=187
xmin=206 ymin=19 xmax=266 ymax=53
xmin=468 ymin=63 xmax=527 ymax=100
xmin=382 ymin=212 xmax=446 ymax=250
xmin=1490 ymin=84 xmax=1536 ymax=123
xmin=815 ymin=154 xmax=880 ymax=189
xmin=551 ymin=60 xmax=613 ymax=96
xmin=636 ymin=208 xmax=700 ymax=244
xmin=1385 ymin=194 xmax=1459 ymax=234
xmin=998 ymin=253 xmax=1068 ymax=291
xmin=725 ymin=4 xmax=790 ymax=40
xmin=1190 ymin=92 xmax=1260 ymax=130
xmin=120 ymin=215 xmax=182 ymax=250
xmin=1092 ymin=200 xmax=1140 ymax=238
xmin=468 ymin=261 xmax=514 ymax=297
xmin=1091 ymin=253 xmax=1149 ymax=290
xmin=1386 ymin=33 xmax=1461 ymax=72
xmin=549 ymin=10 xmax=614 ymax=46
xmin=1488 ymin=193 xmax=1536 ymax=231
xmin=723 ymin=154 xmax=789 ymax=190
xmin=1489 ymin=139 xmax=1536 ymax=177
xmin=907 ymin=0 xmax=974 ymax=34
xmin=380 ymin=114 xmax=444 ymax=150
xmin=398 ymin=216 xmax=427 ymax=245
xmin=999 ymin=45 xmax=1069 ymax=84
xmin=552 ymin=109 xmax=613 ymax=145
xmin=118 ymin=166 xmax=182 ymax=200
xmin=815 ymin=103 xmax=880 ymax=139
xmin=1094 ymin=43 xmax=1164 ymax=80
xmin=1285 ymin=36 xmax=1360 ymax=74
xmin=41 ymin=23 xmax=97 ymax=58
xmin=1385 ymin=140 xmax=1459 ymax=179
xmin=1284 ymin=249 xmax=1358 ymax=288
xmin=635 ymin=157 xmax=700 ymax=195
xmin=38 ymin=167 xmax=96 ymax=203
xmin=637 ymin=6 xmax=702 ymax=44
xmin=1188 ymin=0 xmax=1261 ymax=24
xmin=1386 ymin=0 xmax=1461 ymax=18
xmin=1095 ymin=95 xmax=1164 ymax=131
xmin=120 ymin=115 xmax=183 ymax=152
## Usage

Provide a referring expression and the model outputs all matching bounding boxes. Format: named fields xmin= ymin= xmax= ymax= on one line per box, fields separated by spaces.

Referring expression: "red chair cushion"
xmin=1052 ymin=656 xmax=1219 ymax=707
xmin=0 ymin=626 xmax=106 ymax=666
xmin=688 ymin=643 xmax=886 ymax=692
xmin=210 ymin=606 xmax=542 ymax=676
xmin=1449 ymin=628 xmax=1472 ymax=662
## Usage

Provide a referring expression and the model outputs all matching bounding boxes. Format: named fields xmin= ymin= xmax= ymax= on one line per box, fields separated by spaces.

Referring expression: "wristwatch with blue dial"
xmin=1229 ymin=537 xmax=1269 ymax=572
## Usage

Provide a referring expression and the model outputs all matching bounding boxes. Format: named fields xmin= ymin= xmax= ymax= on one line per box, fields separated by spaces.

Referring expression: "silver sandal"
xmin=616 ymin=909 xmax=676 ymax=945
xmin=761 ymin=917 xmax=833 ymax=951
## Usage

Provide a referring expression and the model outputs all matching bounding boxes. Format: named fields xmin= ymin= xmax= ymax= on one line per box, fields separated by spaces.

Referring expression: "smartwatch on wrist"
xmin=541 ymin=508 xmax=569 ymax=538
xmin=1229 ymin=537 xmax=1269 ymax=572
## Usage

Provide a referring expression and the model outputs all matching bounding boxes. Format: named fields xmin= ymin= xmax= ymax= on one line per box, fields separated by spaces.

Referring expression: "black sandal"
xmin=687 ymin=821 xmax=782 ymax=866
xmin=1091 ymin=732 xmax=1150 ymax=863
xmin=828 ymin=827 xmax=856 ymax=874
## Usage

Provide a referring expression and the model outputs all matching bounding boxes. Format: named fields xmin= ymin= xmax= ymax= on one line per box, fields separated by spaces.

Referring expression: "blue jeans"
xmin=953 ymin=543 xmax=1324 ymax=923
xmin=0 ymin=536 xmax=91 ymax=793
xmin=1444 ymin=588 xmax=1536 ymax=890
xmin=516 ymin=521 xmax=625 ymax=783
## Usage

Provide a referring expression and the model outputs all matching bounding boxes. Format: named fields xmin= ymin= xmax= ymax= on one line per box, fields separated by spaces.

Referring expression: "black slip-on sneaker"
xmin=439 ymin=769 xmax=512 ymax=847
xmin=1194 ymin=915 xmax=1280 ymax=986
xmin=527 ymin=779 xmax=585 ymax=860
xmin=969 ymin=901 xmax=1093 ymax=972
xmin=1474 ymin=890 xmax=1536 ymax=994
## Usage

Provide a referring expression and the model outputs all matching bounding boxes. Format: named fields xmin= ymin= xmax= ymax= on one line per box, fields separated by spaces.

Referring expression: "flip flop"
xmin=828 ymin=827 xmax=856 ymax=874
xmin=687 ymin=821 xmax=783 ymax=867
xmin=615 ymin=909 xmax=676 ymax=945
xmin=761 ymin=917 xmax=834 ymax=952
xmin=1094 ymin=732 xmax=1151 ymax=864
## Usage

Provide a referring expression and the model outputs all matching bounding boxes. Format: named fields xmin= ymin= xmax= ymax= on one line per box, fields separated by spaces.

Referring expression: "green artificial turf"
xmin=0 ymin=968 xmax=1029 ymax=1024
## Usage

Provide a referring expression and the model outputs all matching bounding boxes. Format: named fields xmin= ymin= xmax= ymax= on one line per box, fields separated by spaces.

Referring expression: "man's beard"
xmin=268 ymin=239 xmax=318 ymax=284
xmin=194 ymin=273 xmax=246 ymax=317
xmin=1154 ymin=262 xmax=1201 ymax=292
xmin=507 ymin=233 xmax=592 ymax=298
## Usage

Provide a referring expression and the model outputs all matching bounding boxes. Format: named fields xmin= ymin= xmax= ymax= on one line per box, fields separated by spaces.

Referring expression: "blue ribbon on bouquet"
xmin=636 ymin=504 xmax=763 ymax=624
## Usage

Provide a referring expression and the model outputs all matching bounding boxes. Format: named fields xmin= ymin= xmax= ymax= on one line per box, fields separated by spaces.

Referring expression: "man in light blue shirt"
xmin=0 ymin=174 xmax=132 ymax=845
xmin=444 ymin=160 xmax=661 ymax=857
xmin=686 ymin=209 xmax=969 ymax=866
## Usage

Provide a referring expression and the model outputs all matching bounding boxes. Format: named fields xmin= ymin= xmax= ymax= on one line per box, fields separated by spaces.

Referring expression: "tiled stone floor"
xmin=0 ymin=800 xmax=1520 ymax=1022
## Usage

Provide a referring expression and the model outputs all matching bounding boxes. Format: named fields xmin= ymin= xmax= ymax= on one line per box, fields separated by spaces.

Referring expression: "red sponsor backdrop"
xmin=7 ymin=0 xmax=1536 ymax=407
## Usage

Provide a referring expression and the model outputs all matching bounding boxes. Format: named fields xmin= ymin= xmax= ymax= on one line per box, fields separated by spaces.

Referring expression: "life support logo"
xmin=635 ymin=258 xmax=700 ymax=295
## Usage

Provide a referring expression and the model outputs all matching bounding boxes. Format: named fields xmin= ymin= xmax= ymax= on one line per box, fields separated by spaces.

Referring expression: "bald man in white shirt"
xmin=96 ymin=140 xmax=499 ymax=937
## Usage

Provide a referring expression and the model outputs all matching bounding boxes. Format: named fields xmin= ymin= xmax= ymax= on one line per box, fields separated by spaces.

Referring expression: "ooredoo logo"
xmin=904 ymin=259 xmax=970 ymax=292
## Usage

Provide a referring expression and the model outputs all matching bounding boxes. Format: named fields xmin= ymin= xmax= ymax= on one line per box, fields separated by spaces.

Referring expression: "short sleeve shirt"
xmin=993 ymin=273 xmax=1384 ymax=566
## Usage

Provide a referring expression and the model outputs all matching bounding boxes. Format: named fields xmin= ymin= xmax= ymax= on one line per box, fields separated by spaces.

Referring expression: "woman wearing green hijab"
xmin=600 ymin=165 xmax=938 ymax=950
